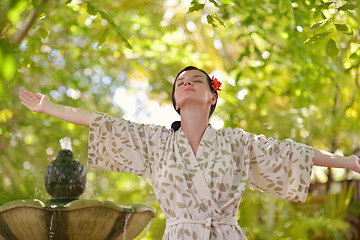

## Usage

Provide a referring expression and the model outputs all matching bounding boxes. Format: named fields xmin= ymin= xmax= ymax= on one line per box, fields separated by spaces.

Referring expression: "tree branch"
xmin=12 ymin=10 xmax=38 ymax=44
xmin=12 ymin=0 xmax=48 ymax=44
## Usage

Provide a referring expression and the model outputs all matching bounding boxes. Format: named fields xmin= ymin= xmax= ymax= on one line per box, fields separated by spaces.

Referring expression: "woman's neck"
xmin=180 ymin=107 xmax=209 ymax=155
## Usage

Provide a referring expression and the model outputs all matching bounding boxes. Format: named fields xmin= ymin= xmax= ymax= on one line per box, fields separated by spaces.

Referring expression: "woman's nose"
xmin=184 ymin=80 xmax=192 ymax=86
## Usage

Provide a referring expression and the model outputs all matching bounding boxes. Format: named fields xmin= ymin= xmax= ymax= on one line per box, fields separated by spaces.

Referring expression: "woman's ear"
xmin=210 ymin=92 xmax=217 ymax=105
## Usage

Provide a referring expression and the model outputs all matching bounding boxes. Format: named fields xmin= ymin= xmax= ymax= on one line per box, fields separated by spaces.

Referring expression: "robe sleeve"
xmin=87 ymin=112 xmax=168 ymax=178
xmin=246 ymin=133 xmax=314 ymax=203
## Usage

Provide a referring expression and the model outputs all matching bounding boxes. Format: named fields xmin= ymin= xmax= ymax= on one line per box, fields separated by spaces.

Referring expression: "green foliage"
xmin=85 ymin=1 xmax=133 ymax=49
xmin=188 ymin=1 xmax=205 ymax=13
xmin=304 ymin=1 xmax=358 ymax=57
xmin=326 ymin=38 xmax=339 ymax=58
xmin=188 ymin=0 xmax=226 ymax=27
xmin=238 ymin=183 xmax=355 ymax=239
xmin=1 ymin=0 xmax=360 ymax=239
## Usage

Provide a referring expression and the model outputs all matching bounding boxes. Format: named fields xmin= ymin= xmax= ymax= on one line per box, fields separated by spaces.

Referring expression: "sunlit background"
xmin=1 ymin=0 xmax=360 ymax=239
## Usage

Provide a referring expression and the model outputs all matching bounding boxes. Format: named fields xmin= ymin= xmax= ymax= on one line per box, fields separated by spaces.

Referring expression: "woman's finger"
xmin=25 ymin=91 xmax=40 ymax=104
xmin=20 ymin=93 xmax=34 ymax=104
xmin=20 ymin=100 xmax=32 ymax=109
xmin=22 ymin=90 xmax=37 ymax=101
xmin=19 ymin=92 xmax=30 ymax=102
xmin=35 ymin=93 xmax=43 ymax=99
xmin=355 ymin=155 xmax=360 ymax=168
xmin=20 ymin=91 xmax=33 ymax=101
xmin=27 ymin=91 xmax=38 ymax=101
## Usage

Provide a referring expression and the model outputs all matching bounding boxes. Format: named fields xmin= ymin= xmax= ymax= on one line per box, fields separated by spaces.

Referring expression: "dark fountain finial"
xmin=0 ymin=137 xmax=155 ymax=240
xmin=44 ymin=137 xmax=86 ymax=204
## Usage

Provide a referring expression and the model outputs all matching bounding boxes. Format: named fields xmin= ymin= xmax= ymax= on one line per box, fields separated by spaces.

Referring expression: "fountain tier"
xmin=0 ymin=199 xmax=154 ymax=240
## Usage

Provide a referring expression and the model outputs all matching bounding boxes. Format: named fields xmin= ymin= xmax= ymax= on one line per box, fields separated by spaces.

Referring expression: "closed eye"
xmin=192 ymin=75 xmax=204 ymax=82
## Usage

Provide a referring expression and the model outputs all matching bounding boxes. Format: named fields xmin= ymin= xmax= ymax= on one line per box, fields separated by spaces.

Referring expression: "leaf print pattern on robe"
xmin=88 ymin=112 xmax=167 ymax=177
xmin=245 ymin=132 xmax=313 ymax=202
xmin=88 ymin=112 xmax=314 ymax=240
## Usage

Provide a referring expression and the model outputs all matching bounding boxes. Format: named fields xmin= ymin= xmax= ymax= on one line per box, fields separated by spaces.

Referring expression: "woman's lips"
xmin=183 ymin=88 xmax=195 ymax=93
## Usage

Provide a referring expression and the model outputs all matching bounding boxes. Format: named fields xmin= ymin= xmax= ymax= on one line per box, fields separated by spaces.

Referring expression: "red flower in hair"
xmin=211 ymin=76 xmax=222 ymax=91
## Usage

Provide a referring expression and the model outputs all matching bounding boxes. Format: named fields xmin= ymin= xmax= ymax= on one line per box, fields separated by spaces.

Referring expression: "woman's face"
xmin=173 ymin=70 xmax=217 ymax=112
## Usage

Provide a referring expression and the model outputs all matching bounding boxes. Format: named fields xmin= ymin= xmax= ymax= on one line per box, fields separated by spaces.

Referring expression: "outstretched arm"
xmin=314 ymin=148 xmax=360 ymax=174
xmin=19 ymin=90 xmax=94 ymax=127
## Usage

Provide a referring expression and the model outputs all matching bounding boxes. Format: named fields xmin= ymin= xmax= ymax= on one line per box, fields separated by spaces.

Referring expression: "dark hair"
xmin=171 ymin=66 xmax=218 ymax=131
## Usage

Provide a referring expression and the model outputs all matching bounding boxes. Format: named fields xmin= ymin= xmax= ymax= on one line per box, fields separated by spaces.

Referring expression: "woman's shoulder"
xmin=215 ymin=125 xmax=250 ymax=139
xmin=91 ymin=111 xmax=172 ymax=135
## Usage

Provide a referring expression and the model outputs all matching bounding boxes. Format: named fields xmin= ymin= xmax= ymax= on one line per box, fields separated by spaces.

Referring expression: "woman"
xmin=19 ymin=66 xmax=360 ymax=239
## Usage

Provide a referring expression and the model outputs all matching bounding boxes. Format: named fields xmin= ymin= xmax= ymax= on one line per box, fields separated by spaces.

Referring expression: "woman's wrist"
xmin=333 ymin=155 xmax=358 ymax=170
xmin=347 ymin=155 xmax=360 ymax=172
xmin=340 ymin=155 xmax=353 ymax=169
xmin=43 ymin=101 xmax=55 ymax=115
xmin=314 ymin=149 xmax=359 ymax=172
xmin=336 ymin=155 xmax=360 ymax=172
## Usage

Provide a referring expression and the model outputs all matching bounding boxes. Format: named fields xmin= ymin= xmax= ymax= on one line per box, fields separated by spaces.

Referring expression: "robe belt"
xmin=166 ymin=217 xmax=239 ymax=240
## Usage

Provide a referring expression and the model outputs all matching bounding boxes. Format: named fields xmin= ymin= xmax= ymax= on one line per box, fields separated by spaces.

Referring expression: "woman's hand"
xmin=19 ymin=90 xmax=51 ymax=113
xmin=19 ymin=89 xmax=94 ymax=126
xmin=349 ymin=155 xmax=360 ymax=174
xmin=314 ymin=149 xmax=360 ymax=174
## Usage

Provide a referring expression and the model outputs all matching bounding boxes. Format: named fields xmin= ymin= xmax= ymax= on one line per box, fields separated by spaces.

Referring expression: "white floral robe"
xmin=88 ymin=112 xmax=314 ymax=240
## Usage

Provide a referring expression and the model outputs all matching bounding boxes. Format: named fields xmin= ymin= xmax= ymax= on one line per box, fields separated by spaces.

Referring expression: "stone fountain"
xmin=0 ymin=138 xmax=154 ymax=240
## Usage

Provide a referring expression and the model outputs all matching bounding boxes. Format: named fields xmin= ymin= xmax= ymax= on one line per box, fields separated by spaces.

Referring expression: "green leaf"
xmin=338 ymin=3 xmax=358 ymax=11
xmin=304 ymin=32 xmax=331 ymax=43
xmin=207 ymin=15 xmax=217 ymax=27
xmin=278 ymin=0 xmax=292 ymax=15
xmin=99 ymin=15 xmax=132 ymax=50
xmin=7 ymin=0 xmax=28 ymax=26
xmin=218 ymin=0 xmax=231 ymax=5
xmin=209 ymin=0 xmax=220 ymax=8
xmin=86 ymin=2 xmax=97 ymax=16
xmin=37 ymin=28 xmax=48 ymax=39
xmin=66 ymin=0 xmax=72 ymax=4
xmin=2 ymin=54 xmax=16 ymax=80
xmin=326 ymin=39 xmax=339 ymax=58
xmin=187 ymin=2 xmax=205 ymax=13
xmin=315 ymin=2 xmax=334 ymax=11
xmin=310 ymin=18 xmax=331 ymax=29
xmin=97 ymin=28 xmax=109 ymax=50
xmin=86 ymin=2 xmax=132 ymax=50
xmin=20 ymin=51 xmax=31 ymax=68
xmin=335 ymin=24 xmax=354 ymax=35
xmin=335 ymin=24 xmax=349 ymax=32
xmin=28 ymin=36 xmax=41 ymax=56
xmin=211 ymin=12 xmax=226 ymax=28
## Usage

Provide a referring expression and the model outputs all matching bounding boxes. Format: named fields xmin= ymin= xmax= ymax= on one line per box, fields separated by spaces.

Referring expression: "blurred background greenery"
xmin=1 ymin=0 xmax=360 ymax=239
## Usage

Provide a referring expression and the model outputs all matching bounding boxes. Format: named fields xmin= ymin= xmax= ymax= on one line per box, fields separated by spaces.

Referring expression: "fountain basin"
xmin=0 ymin=199 xmax=154 ymax=240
